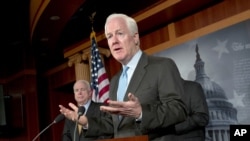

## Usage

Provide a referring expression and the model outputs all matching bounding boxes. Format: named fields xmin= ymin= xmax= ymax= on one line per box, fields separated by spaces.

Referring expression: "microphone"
xmin=54 ymin=113 xmax=65 ymax=123
xmin=32 ymin=114 xmax=65 ymax=141
xmin=73 ymin=106 xmax=85 ymax=141
xmin=77 ymin=106 xmax=85 ymax=119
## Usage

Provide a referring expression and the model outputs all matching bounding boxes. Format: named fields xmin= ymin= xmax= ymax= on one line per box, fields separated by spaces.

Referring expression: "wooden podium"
xmin=96 ymin=135 xmax=148 ymax=141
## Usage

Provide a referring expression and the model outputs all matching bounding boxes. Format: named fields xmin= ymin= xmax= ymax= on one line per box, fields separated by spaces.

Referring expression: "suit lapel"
xmin=86 ymin=101 xmax=100 ymax=117
xmin=111 ymin=53 xmax=148 ymax=127
xmin=110 ymin=70 xmax=122 ymax=101
xmin=86 ymin=102 xmax=93 ymax=116
xmin=124 ymin=53 xmax=148 ymax=101
xmin=110 ymin=53 xmax=148 ymax=101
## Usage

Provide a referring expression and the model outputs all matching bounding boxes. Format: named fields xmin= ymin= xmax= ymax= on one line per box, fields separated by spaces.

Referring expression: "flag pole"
xmin=89 ymin=12 xmax=110 ymax=103
xmin=89 ymin=12 xmax=96 ymax=40
xmin=89 ymin=12 xmax=96 ymax=102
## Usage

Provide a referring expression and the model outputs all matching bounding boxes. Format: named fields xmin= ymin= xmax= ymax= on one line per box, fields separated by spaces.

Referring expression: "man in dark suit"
xmin=59 ymin=13 xmax=187 ymax=141
xmin=170 ymin=80 xmax=209 ymax=141
xmin=62 ymin=80 xmax=113 ymax=141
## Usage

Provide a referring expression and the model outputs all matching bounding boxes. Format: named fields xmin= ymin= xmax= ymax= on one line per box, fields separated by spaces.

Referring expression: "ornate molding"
xmin=68 ymin=53 xmax=82 ymax=67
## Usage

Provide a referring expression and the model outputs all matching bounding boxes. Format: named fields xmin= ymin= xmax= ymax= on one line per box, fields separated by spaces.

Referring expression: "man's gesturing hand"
xmin=100 ymin=93 xmax=142 ymax=118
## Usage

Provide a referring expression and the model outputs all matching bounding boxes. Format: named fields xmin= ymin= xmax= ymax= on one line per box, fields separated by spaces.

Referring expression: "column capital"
xmin=67 ymin=47 xmax=111 ymax=81
xmin=68 ymin=53 xmax=82 ymax=67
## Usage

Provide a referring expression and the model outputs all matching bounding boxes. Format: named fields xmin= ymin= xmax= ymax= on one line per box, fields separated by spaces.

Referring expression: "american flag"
xmin=90 ymin=31 xmax=110 ymax=103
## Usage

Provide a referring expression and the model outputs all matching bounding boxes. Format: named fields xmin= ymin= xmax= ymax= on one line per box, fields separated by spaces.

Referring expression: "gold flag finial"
xmin=89 ymin=12 xmax=97 ymax=40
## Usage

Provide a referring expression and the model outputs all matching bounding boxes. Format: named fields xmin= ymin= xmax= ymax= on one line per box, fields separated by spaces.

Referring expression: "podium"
xmin=96 ymin=135 xmax=148 ymax=141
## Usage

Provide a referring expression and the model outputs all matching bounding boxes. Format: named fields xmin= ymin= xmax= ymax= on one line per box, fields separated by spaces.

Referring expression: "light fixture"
xmin=50 ymin=16 xmax=60 ymax=21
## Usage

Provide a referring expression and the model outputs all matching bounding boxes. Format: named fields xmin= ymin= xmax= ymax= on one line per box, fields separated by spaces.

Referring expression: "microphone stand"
xmin=32 ymin=114 xmax=64 ymax=141
xmin=73 ymin=106 xmax=85 ymax=141
xmin=32 ymin=122 xmax=54 ymax=141
xmin=73 ymin=118 xmax=79 ymax=141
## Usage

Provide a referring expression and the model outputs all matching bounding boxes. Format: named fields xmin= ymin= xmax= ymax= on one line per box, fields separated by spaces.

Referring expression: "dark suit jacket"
xmin=86 ymin=52 xmax=187 ymax=141
xmin=62 ymin=101 xmax=113 ymax=141
xmin=168 ymin=80 xmax=209 ymax=141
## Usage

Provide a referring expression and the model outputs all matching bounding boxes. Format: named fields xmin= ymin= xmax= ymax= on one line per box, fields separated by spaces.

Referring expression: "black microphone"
xmin=54 ymin=113 xmax=65 ymax=123
xmin=77 ymin=106 xmax=85 ymax=119
xmin=32 ymin=114 xmax=65 ymax=141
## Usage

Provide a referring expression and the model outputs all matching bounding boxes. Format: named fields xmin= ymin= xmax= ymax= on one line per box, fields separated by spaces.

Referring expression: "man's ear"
xmin=89 ymin=89 xmax=93 ymax=97
xmin=134 ymin=33 xmax=139 ymax=45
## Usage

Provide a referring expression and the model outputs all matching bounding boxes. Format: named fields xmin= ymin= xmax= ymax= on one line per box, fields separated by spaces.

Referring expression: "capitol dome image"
xmin=193 ymin=45 xmax=238 ymax=141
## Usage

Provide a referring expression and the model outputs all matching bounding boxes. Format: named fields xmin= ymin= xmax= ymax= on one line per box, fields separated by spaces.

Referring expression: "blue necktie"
xmin=117 ymin=66 xmax=129 ymax=101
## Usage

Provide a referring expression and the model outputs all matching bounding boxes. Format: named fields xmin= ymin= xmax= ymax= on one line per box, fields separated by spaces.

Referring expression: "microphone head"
xmin=54 ymin=114 xmax=65 ymax=123
xmin=78 ymin=106 xmax=85 ymax=116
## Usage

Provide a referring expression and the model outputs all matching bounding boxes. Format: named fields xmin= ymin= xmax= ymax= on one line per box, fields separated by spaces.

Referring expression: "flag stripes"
xmin=90 ymin=31 xmax=110 ymax=103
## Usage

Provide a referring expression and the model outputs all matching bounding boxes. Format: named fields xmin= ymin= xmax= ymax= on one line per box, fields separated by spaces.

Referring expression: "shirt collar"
xmin=124 ymin=50 xmax=142 ymax=70
xmin=79 ymin=99 xmax=91 ymax=115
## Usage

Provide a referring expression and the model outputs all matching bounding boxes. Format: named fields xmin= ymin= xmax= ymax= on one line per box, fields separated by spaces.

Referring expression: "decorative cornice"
xmin=68 ymin=53 xmax=83 ymax=67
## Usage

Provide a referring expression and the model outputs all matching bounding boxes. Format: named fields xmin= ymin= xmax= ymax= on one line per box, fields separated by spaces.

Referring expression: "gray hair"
xmin=73 ymin=80 xmax=91 ymax=91
xmin=104 ymin=13 xmax=139 ymax=36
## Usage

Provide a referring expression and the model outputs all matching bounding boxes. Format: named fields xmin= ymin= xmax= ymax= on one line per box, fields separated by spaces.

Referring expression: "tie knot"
xmin=122 ymin=66 xmax=129 ymax=75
